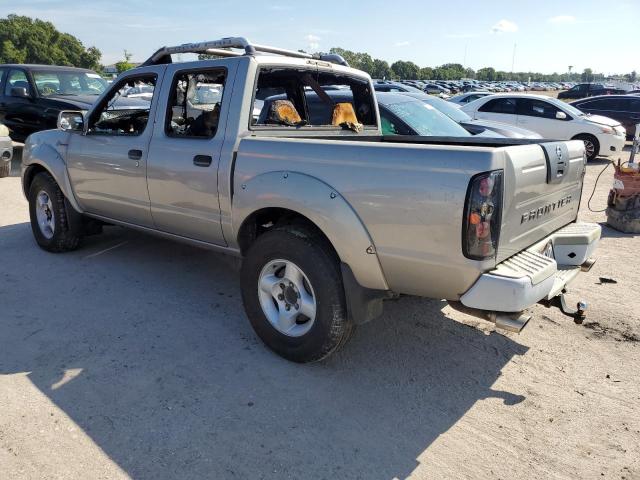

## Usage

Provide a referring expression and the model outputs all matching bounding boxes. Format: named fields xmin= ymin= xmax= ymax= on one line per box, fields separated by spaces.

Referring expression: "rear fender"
xmin=232 ymin=171 xmax=389 ymax=291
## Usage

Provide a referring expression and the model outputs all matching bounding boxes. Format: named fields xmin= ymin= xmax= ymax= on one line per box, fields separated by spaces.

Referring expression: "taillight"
xmin=463 ymin=170 xmax=503 ymax=260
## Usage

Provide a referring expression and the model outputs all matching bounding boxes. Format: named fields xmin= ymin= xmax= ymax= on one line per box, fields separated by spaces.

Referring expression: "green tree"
xmin=0 ymin=14 xmax=101 ymax=69
xmin=115 ymin=49 xmax=135 ymax=73
xmin=581 ymin=68 xmax=594 ymax=82
xmin=419 ymin=67 xmax=434 ymax=80
xmin=390 ymin=60 xmax=419 ymax=79
xmin=476 ymin=67 xmax=496 ymax=81
xmin=371 ymin=59 xmax=392 ymax=79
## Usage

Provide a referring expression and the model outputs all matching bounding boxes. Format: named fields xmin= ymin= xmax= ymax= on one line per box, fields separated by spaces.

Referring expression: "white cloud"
xmin=548 ymin=15 xmax=576 ymax=24
xmin=491 ymin=19 xmax=518 ymax=34
xmin=394 ymin=41 xmax=411 ymax=47
xmin=305 ymin=34 xmax=320 ymax=50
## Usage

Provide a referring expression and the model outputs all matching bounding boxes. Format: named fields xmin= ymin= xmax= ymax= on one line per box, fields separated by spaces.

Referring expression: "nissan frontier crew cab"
xmin=21 ymin=38 xmax=600 ymax=363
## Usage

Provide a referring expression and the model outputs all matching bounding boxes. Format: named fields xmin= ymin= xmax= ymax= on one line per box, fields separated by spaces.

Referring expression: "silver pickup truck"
xmin=21 ymin=38 xmax=600 ymax=362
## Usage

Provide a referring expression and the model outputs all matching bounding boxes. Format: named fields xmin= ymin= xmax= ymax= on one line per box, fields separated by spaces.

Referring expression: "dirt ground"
xmin=0 ymin=146 xmax=638 ymax=480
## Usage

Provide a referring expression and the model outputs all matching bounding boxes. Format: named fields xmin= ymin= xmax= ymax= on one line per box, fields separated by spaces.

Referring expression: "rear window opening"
xmin=252 ymin=68 xmax=376 ymax=130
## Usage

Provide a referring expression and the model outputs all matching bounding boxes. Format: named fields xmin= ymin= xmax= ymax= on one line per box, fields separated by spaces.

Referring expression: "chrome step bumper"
xmin=460 ymin=222 xmax=601 ymax=313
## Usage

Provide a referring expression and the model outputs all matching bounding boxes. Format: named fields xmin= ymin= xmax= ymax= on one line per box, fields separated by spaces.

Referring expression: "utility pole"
xmin=463 ymin=41 xmax=468 ymax=70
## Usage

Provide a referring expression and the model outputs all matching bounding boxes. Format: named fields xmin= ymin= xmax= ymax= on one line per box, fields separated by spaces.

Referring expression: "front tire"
xmin=28 ymin=172 xmax=82 ymax=252
xmin=573 ymin=134 xmax=600 ymax=161
xmin=240 ymin=227 xmax=354 ymax=363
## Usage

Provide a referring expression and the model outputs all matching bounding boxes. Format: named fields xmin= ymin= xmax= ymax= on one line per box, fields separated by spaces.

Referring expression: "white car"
xmin=0 ymin=123 xmax=13 ymax=178
xmin=461 ymin=94 xmax=627 ymax=160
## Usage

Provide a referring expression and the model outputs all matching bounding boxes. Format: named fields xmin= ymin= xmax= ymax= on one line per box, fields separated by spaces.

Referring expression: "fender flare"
xmin=22 ymin=141 xmax=83 ymax=214
xmin=232 ymin=171 xmax=389 ymax=291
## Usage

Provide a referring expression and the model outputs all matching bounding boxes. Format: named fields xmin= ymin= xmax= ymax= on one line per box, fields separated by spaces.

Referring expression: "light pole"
xmin=568 ymin=65 xmax=573 ymax=81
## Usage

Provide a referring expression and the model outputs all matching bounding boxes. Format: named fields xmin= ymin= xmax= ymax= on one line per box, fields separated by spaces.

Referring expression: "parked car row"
xmin=378 ymin=79 xmax=580 ymax=96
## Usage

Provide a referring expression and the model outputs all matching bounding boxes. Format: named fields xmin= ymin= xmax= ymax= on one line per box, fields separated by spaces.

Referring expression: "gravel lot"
xmin=1 ymin=146 xmax=639 ymax=480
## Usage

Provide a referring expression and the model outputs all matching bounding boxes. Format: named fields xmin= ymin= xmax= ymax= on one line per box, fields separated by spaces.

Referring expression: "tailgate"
xmin=497 ymin=140 xmax=586 ymax=262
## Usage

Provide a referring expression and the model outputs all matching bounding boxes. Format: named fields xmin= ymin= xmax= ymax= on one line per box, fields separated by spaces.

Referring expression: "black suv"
xmin=558 ymin=83 xmax=627 ymax=100
xmin=0 ymin=64 xmax=109 ymax=141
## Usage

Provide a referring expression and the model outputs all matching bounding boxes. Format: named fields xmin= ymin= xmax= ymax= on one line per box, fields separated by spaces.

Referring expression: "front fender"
xmin=232 ymin=171 xmax=389 ymax=291
xmin=22 ymin=131 xmax=82 ymax=213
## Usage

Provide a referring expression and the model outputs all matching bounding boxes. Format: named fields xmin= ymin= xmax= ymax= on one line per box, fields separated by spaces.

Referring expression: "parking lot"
xmin=1 ymin=146 xmax=639 ymax=479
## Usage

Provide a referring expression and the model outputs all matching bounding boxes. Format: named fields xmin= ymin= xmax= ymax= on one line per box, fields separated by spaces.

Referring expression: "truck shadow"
xmin=0 ymin=223 xmax=528 ymax=479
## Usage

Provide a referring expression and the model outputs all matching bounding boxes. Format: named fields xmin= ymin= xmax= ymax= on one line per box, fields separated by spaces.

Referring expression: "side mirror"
xmin=555 ymin=111 xmax=567 ymax=120
xmin=10 ymin=86 xmax=30 ymax=98
xmin=57 ymin=111 xmax=85 ymax=132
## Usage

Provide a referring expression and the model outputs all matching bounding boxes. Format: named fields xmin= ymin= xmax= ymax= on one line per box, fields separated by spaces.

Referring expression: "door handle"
xmin=128 ymin=149 xmax=143 ymax=160
xmin=193 ymin=154 xmax=212 ymax=167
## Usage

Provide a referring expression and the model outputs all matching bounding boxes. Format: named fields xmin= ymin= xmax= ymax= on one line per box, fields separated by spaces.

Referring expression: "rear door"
xmin=475 ymin=97 xmax=518 ymax=125
xmin=146 ymin=62 xmax=236 ymax=246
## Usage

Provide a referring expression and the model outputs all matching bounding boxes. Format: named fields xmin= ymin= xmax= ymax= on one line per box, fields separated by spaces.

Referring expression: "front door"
xmin=0 ymin=68 xmax=41 ymax=139
xmin=146 ymin=63 xmax=234 ymax=246
xmin=66 ymin=67 xmax=165 ymax=227
xmin=516 ymin=98 xmax=573 ymax=139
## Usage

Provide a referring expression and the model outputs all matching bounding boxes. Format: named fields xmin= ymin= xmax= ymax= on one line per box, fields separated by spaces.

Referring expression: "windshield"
xmin=33 ymin=70 xmax=107 ymax=97
xmin=424 ymin=96 xmax=471 ymax=122
xmin=387 ymin=100 xmax=471 ymax=137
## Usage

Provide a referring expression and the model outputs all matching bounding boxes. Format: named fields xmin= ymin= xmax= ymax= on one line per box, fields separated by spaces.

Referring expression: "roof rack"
xmin=140 ymin=36 xmax=349 ymax=67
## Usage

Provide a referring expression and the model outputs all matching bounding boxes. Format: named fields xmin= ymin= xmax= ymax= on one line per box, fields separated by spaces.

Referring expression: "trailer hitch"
xmin=543 ymin=291 xmax=587 ymax=324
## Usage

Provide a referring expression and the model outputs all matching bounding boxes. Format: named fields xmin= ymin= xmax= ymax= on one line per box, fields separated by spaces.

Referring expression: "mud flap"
xmin=340 ymin=263 xmax=389 ymax=325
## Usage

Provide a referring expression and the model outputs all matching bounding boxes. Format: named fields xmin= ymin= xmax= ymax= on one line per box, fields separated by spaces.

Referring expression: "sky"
xmin=3 ymin=0 xmax=639 ymax=75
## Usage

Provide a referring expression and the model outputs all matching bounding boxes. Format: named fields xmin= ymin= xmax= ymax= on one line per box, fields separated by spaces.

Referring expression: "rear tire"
xmin=240 ymin=227 xmax=354 ymax=363
xmin=28 ymin=172 xmax=82 ymax=252
xmin=572 ymin=134 xmax=599 ymax=161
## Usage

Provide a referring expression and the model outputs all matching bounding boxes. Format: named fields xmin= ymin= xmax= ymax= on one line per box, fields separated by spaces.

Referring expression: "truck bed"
xmin=235 ymin=134 xmax=586 ymax=299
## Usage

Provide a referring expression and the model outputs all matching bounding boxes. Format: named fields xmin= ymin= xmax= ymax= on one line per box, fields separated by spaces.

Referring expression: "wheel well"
xmin=22 ymin=164 xmax=48 ymax=197
xmin=571 ymin=133 xmax=599 ymax=155
xmin=572 ymin=133 xmax=597 ymax=141
xmin=237 ymin=208 xmax=337 ymax=258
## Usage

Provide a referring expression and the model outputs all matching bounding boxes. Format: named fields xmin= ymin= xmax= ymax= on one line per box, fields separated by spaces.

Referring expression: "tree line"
xmin=329 ymin=47 xmax=636 ymax=83
xmin=0 ymin=14 xmax=636 ymax=84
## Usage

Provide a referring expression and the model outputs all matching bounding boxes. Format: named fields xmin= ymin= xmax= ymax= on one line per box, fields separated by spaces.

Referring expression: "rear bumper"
xmin=460 ymin=222 xmax=600 ymax=313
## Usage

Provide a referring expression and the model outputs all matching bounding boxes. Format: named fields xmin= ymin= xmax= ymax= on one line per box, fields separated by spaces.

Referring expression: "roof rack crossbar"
xmin=141 ymin=36 xmax=349 ymax=67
